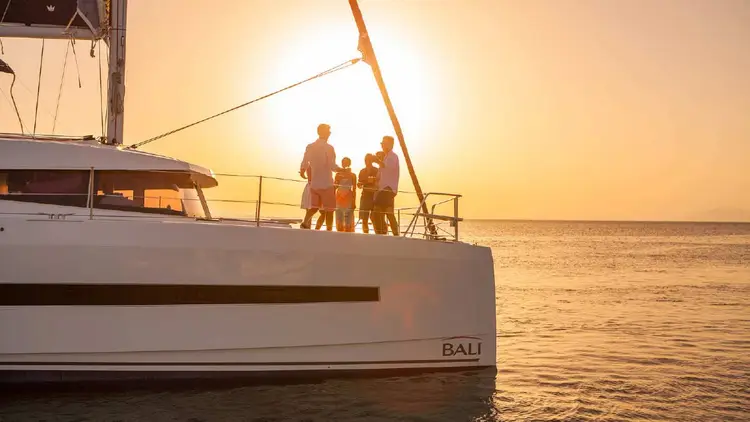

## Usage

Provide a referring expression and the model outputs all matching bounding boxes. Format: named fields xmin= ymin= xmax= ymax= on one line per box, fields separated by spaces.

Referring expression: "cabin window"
xmin=0 ymin=170 xmax=206 ymax=218
xmin=0 ymin=173 xmax=8 ymax=194
xmin=0 ymin=170 xmax=89 ymax=207
xmin=94 ymin=171 xmax=205 ymax=218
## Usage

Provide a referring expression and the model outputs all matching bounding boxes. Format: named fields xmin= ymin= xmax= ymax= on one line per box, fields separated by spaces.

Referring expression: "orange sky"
xmin=1 ymin=0 xmax=748 ymax=221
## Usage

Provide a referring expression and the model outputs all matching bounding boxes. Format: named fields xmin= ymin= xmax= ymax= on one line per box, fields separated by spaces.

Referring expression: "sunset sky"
xmin=0 ymin=0 xmax=748 ymax=221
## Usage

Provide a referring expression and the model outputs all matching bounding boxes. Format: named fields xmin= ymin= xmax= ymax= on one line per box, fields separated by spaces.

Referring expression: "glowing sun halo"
xmin=263 ymin=24 xmax=434 ymax=168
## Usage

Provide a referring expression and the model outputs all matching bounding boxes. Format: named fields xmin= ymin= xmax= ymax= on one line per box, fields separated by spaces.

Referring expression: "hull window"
xmin=0 ymin=284 xmax=380 ymax=306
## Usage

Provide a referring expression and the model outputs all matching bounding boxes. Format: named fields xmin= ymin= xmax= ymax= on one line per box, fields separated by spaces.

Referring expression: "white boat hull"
xmin=0 ymin=209 xmax=496 ymax=385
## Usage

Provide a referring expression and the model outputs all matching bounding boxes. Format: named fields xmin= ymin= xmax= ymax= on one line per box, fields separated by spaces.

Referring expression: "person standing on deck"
xmin=300 ymin=166 xmax=312 ymax=210
xmin=334 ymin=157 xmax=357 ymax=232
xmin=372 ymin=136 xmax=400 ymax=236
xmin=300 ymin=165 xmax=326 ymax=229
xmin=299 ymin=123 xmax=342 ymax=230
xmin=357 ymin=153 xmax=379 ymax=233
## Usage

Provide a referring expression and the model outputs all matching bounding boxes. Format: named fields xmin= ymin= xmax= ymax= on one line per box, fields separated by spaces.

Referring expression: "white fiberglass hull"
xmin=0 ymin=210 xmax=496 ymax=385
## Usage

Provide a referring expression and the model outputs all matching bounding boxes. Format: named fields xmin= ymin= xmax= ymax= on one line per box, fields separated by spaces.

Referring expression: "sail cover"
xmin=0 ymin=0 xmax=108 ymax=35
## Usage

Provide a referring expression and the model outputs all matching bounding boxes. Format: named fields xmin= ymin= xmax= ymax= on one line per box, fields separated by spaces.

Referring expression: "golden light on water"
xmin=1 ymin=0 xmax=749 ymax=221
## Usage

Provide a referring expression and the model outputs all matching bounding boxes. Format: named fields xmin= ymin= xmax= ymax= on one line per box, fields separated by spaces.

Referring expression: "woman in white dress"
xmin=300 ymin=166 xmax=325 ymax=229
xmin=300 ymin=166 xmax=312 ymax=209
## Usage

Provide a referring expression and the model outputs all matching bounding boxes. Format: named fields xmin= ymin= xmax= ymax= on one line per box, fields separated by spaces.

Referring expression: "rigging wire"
xmin=97 ymin=41 xmax=105 ymax=138
xmin=52 ymin=39 xmax=71 ymax=134
xmin=70 ymin=36 xmax=82 ymax=88
xmin=0 ymin=0 xmax=11 ymax=55
xmin=10 ymin=72 xmax=56 ymax=122
xmin=104 ymin=44 xmax=110 ymax=132
xmin=127 ymin=57 xmax=362 ymax=150
xmin=32 ymin=39 xmax=45 ymax=137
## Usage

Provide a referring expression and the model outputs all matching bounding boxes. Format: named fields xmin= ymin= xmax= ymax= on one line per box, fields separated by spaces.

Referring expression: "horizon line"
xmin=464 ymin=218 xmax=750 ymax=224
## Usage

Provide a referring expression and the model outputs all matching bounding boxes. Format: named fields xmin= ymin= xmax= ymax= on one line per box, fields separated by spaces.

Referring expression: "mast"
xmin=348 ymin=0 xmax=436 ymax=236
xmin=106 ymin=0 xmax=127 ymax=145
xmin=0 ymin=0 xmax=112 ymax=138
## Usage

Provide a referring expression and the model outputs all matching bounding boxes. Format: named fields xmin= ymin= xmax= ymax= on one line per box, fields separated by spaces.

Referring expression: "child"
xmin=357 ymin=153 xmax=379 ymax=233
xmin=334 ymin=157 xmax=357 ymax=232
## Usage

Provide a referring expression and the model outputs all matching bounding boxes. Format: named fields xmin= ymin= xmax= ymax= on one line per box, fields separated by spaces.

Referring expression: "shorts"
xmin=310 ymin=187 xmax=336 ymax=211
xmin=373 ymin=188 xmax=396 ymax=211
xmin=359 ymin=190 xmax=375 ymax=218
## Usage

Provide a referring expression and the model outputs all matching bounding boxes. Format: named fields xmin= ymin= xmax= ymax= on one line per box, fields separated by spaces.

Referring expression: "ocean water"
xmin=2 ymin=221 xmax=749 ymax=421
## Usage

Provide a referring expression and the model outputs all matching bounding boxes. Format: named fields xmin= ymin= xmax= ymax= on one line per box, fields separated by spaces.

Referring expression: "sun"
xmin=260 ymin=23 xmax=434 ymax=172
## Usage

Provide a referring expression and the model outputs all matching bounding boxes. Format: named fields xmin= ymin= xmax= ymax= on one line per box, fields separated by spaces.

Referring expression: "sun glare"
xmin=261 ymin=24 xmax=434 ymax=170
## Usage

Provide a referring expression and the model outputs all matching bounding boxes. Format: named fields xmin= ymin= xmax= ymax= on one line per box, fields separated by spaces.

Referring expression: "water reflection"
xmin=1 ymin=369 xmax=498 ymax=421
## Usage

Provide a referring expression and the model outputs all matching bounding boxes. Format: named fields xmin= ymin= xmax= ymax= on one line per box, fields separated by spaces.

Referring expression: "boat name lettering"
xmin=442 ymin=338 xmax=482 ymax=357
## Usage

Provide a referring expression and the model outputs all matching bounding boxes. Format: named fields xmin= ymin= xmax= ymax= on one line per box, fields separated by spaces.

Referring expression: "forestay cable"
xmin=32 ymin=39 xmax=45 ymax=137
xmin=127 ymin=57 xmax=361 ymax=150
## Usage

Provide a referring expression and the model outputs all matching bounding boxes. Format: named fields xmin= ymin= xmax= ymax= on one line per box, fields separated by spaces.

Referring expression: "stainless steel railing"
xmin=0 ymin=168 xmax=464 ymax=241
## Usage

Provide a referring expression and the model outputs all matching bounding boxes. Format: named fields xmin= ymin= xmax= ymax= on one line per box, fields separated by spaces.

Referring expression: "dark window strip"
xmin=0 ymin=284 xmax=379 ymax=306
xmin=1 ymin=358 xmax=480 ymax=367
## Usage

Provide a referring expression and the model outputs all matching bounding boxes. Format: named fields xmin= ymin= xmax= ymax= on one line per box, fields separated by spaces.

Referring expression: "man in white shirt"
xmin=299 ymin=123 xmax=342 ymax=230
xmin=373 ymin=135 xmax=400 ymax=235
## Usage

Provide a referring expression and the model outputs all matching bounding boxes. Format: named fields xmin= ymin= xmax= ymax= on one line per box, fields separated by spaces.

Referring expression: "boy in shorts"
xmin=334 ymin=157 xmax=357 ymax=232
xmin=357 ymin=153 xmax=379 ymax=233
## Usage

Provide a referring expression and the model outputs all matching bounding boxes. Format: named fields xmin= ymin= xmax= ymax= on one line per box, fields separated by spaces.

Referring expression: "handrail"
xmin=0 ymin=169 xmax=464 ymax=241
xmin=403 ymin=191 xmax=462 ymax=241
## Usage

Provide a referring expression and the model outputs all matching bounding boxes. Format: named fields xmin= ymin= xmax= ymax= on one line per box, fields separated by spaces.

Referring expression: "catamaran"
xmin=0 ymin=0 xmax=496 ymax=385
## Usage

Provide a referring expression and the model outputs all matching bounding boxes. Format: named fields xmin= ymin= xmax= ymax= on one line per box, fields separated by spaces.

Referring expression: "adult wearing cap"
xmin=372 ymin=136 xmax=400 ymax=236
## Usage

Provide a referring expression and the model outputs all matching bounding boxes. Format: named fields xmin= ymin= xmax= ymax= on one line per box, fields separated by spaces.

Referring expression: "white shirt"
xmin=378 ymin=150 xmax=400 ymax=193
xmin=300 ymin=138 xmax=339 ymax=190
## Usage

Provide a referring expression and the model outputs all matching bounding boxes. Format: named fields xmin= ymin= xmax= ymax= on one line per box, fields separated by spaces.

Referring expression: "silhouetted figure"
xmin=372 ymin=136 xmax=400 ymax=236
xmin=299 ymin=124 xmax=342 ymax=231
xmin=357 ymin=153 xmax=378 ymax=233
xmin=335 ymin=157 xmax=357 ymax=232
xmin=301 ymin=166 xmax=325 ymax=229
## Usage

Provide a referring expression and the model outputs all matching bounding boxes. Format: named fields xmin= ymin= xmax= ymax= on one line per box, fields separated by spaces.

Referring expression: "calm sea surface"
xmin=2 ymin=221 xmax=749 ymax=421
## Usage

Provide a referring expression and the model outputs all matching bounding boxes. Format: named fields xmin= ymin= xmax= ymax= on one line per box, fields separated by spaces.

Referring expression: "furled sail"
xmin=0 ymin=0 xmax=108 ymax=39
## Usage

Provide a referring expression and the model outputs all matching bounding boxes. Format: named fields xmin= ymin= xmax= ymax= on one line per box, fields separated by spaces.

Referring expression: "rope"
xmin=8 ymin=74 xmax=25 ymax=132
xmin=127 ymin=57 xmax=362 ymax=150
xmin=52 ymin=40 xmax=71 ymax=134
xmin=32 ymin=39 xmax=45 ymax=137
xmin=0 ymin=56 xmax=25 ymax=131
